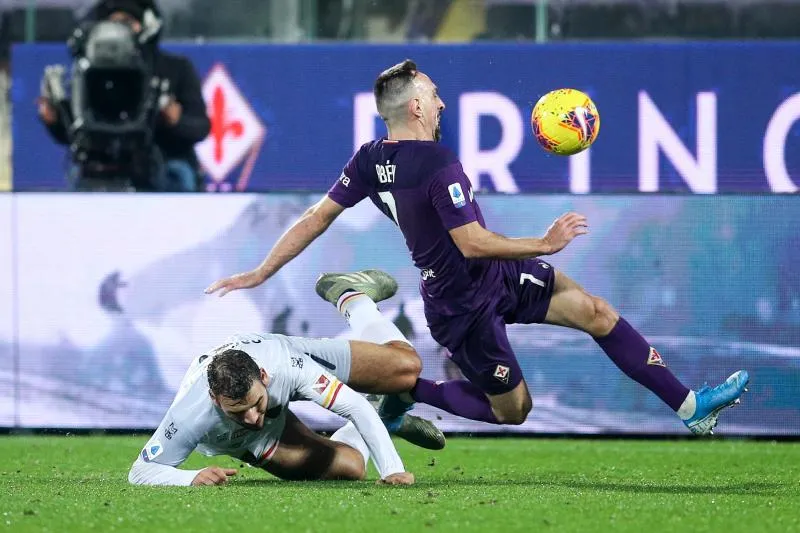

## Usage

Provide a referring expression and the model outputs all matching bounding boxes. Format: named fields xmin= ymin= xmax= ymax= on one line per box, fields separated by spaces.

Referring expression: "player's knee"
xmin=494 ymin=407 xmax=529 ymax=425
xmin=493 ymin=395 xmax=533 ymax=425
xmin=403 ymin=352 xmax=423 ymax=381
xmin=390 ymin=344 xmax=423 ymax=389
xmin=587 ymin=295 xmax=618 ymax=337
xmin=347 ymin=463 xmax=367 ymax=481
xmin=339 ymin=455 xmax=366 ymax=481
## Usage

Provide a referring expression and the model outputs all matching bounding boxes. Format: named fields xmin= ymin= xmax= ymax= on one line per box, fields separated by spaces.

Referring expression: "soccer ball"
xmin=531 ymin=89 xmax=600 ymax=156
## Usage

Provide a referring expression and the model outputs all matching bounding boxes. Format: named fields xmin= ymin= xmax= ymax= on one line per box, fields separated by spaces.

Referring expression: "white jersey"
xmin=128 ymin=333 xmax=405 ymax=486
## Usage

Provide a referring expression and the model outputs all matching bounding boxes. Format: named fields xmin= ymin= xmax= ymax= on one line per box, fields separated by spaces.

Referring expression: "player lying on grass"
xmin=128 ymin=274 xmax=443 ymax=486
xmin=206 ymin=59 xmax=750 ymax=437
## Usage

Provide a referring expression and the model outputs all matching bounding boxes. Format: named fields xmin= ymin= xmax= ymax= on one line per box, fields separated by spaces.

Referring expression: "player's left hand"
xmin=377 ymin=472 xmax=415 ymax=486
xmin=541 ymin=211 xmax=589 ymax=254
xmin=205 ymin=269 xmax=268 ymax=297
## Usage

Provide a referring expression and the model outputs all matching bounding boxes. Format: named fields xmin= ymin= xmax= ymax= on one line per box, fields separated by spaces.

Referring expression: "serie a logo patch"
xmin=448 ymin=183 xmax=466 ymax=208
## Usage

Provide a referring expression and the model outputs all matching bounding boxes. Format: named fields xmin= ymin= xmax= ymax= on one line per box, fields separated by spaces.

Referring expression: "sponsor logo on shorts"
xmin=448 ymin=183 xmax=466 ymax=208
xmin=493 ymin=364 xmax=510 ymax=384
xmin=141 ymin=440 xmax=163 ymax=463
xmin=164 ymin=422 xmax=178 ymax=440
xmin=647 ymin=347 xmax=666 ymax=367
xmin=312 ymin=374 xmax=331 ymax=394
xmin=421 ymin=269 xmax=436 ymax=281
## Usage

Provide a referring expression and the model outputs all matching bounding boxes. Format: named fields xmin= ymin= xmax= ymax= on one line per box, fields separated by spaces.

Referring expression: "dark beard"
xmin=434 ymin=122 xmax=442 ymax=142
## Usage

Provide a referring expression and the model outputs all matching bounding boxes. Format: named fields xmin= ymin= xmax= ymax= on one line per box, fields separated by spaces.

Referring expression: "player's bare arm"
xmin=129 ymin=418 xmax=235 ymax=486
xmin=448 ymin=212 xmax=589 ymax=260
xmin=332 ymin=390 xmax=416 ymax=485
xmin=301 ymin=367 xmax=414 ymax=484
xmin=205 ymin=196 xmax=345 ymax=296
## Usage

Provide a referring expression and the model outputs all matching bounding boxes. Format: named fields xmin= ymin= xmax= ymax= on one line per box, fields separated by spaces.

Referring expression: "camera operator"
xmin=37 ymin=0 xmax=210 ymax=192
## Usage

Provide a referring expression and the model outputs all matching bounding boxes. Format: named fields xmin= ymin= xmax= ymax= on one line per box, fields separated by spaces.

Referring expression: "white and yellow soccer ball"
xmin=531 ymin=88 xmax=600 ymax=156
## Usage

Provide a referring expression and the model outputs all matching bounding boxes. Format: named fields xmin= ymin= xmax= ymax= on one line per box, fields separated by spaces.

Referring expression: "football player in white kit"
xmin=129 ymin=270 xmax=441 ymax=486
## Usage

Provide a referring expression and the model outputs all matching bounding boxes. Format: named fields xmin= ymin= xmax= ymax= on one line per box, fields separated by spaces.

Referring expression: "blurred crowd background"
xmin=1 ymin=0 xmax=800 ymax=191
xmin=4 ymin=0 xmax=800 ymax=45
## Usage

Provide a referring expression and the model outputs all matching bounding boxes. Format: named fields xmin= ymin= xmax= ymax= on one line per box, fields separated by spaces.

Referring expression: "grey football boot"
xmin=315 ymin=269 xmax=398 ymax=307
xmin=315 ymin=270 xmax=446 ymax=450
xmin=390 ymin=410 xmax=446 ymax=450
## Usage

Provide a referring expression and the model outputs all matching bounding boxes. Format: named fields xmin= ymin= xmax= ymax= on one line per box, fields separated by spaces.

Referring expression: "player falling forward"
xmin=206 ymin=59 xmax=749 ymax=436
xmin=128 ymin=280 xmax=445 ymax=486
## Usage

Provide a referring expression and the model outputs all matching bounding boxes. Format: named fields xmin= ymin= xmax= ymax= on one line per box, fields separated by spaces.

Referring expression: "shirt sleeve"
xmin=291 ymin=358 xmax=405 ymax=479
xmin=327 ymin=150 xmax=370 ymax=208
xmin=127 ymin=412 xmax=202 ymax=486
xmin=428 ymin=163 xmax=479 ymax=230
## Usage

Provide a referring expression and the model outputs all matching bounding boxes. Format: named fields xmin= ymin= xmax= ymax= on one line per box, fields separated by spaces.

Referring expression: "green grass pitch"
xmin=1 ymin=435 xmax=797 ymax=532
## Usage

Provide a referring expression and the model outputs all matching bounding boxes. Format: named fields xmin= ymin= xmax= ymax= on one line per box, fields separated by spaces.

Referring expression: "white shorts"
xmin=277 ymin=335 xmax=353 ymax=384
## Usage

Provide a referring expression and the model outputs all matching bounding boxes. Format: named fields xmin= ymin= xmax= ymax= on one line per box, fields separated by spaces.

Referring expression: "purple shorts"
xmin=425 ymin=258 xmax=555 ymax=395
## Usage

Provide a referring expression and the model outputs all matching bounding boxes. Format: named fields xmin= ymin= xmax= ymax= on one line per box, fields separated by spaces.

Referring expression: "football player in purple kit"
xmin=206 ymin=59 xmax=749 ymax=436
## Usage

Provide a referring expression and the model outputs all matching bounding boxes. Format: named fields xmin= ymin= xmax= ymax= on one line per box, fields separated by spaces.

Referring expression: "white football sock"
xmin=331 ymin=421 xmax=369 ymax=470
xmin=337 ymin=292 xmax=413 ymax=347
xmin=677 ymin=390 xmax=697 ymax=420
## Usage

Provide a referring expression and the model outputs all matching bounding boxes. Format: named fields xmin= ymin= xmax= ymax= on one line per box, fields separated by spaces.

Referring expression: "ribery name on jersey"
xmin=376 ymin=161 xmax=396 ymax=184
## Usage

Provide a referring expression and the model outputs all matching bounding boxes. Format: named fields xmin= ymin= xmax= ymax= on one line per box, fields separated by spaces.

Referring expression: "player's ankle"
xmin=336 ymin=289 xmax=362 ymax=311
xmin=676 ymin=390 xmax=697 ymax=420
xmin=396 ymin=391 xmax=414 ymax=404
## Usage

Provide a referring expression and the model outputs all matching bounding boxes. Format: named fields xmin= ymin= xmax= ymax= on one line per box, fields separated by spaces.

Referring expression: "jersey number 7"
xmin=378 ymin=191 xmax=399 ymax=225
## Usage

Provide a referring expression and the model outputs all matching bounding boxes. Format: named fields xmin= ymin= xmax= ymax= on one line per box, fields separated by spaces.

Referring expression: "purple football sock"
xmin=411 ymin=379 xmax=500 ymax=424
xmin=594 ymin=317 xmax=690 ymax=411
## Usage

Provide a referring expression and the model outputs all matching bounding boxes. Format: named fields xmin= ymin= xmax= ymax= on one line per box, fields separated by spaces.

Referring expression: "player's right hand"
xmin=541 ymin=212 xmax=589 ymax=254
xmin=191 ymin=466 xmax=238 ymax=486
xmin=204 ymin=269 xmax=267 ymax=297
xmin=377 ymin=472 xmax=415 ymax=486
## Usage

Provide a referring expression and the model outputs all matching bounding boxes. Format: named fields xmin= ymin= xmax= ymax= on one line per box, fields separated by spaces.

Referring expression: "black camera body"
xmin=49 ymin=15 xmax=166 ymax=189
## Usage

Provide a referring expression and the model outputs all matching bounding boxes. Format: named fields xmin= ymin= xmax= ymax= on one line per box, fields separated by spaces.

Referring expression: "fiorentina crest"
xmin=196 ymin=63 xmax=266 ymax=192
xmin=493 ymin=364 xmax=510 ymax=384
xmin=647 ymin=347 xmax=666 ymax=367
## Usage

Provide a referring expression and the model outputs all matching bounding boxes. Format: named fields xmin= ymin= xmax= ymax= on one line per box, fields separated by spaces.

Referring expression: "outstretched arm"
xmin=293 ymin=359 xmax=408 ymax=481
xmin=128 ymin=415 xmax=237 ymax=487
xmin=205 ymin=196 xmax=345 ymax=297
xmin=448 ymin=212 xmax=588 ymax=260
xmin=428 ymin=165 xmax=588 ymax=260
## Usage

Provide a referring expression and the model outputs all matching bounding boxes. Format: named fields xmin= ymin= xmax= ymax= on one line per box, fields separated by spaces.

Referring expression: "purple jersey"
xmin=328 ymin=140 xmax=501 ymax=315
